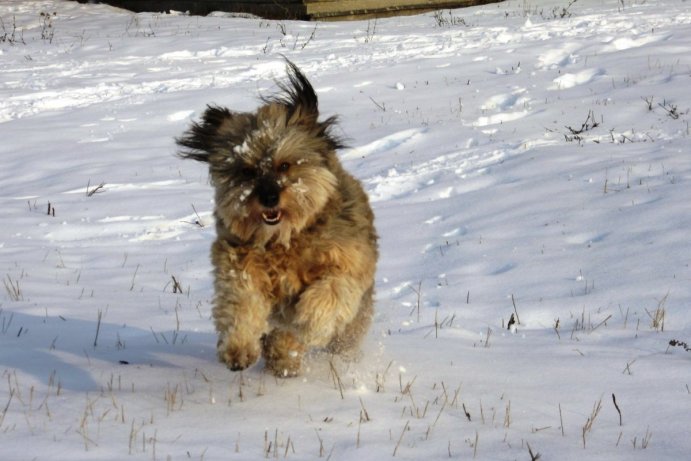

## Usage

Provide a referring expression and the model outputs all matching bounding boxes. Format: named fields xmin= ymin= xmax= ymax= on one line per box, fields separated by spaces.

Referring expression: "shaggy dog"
xmin=177 ymin=61 xmax=378 ymax=377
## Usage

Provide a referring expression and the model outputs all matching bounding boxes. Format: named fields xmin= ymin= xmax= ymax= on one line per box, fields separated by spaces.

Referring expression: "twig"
xmin=622 ymin=359 xmax=636 ymax=375
xmin=566 ymin=110 xmax=599 ymax=135
xmin=511 ymin=294 xmax=520 ymax=325
xmin=171 ymin=276 xmax=183 ymax=294
xmin=409 ymin=281 xmax=422 ymax=322
xmin=658 ymin=100 xmax=680 ymax=119
xmin=612 ymin=393 xmax=622 ymax=426
xmin=669 ymin=339 xmax=691 ymax=352
xmin=86 ymin=180 xmax=106 ymax=197
xmin=369 ymin=96 xmax=386 ymax=112
xmin=190 ymin=204 xmax=205 ymax=227
xmin=314 ymin=429 xmax=324 ymax=457
xmin=483 ymin=327 xmax=492 ymax=347
xmin=300 ymin=24 xmax=317 ymax=49
xmin=93 ymin=309 xmax=103 ymax=348
xmin=507 ymin=313 xmax=517 ymax=332
xmin=462 ymin=403 xmax=471 ymax=421
xmin=592 ymin=314 xmax=612 ymax=331
xmin=527 ymin=442 xmax=541 ymax=460
xmin=359 ymin=397 xmax=370 ymax=422
xmin=642 ymin=96 xmax=654 ymax=111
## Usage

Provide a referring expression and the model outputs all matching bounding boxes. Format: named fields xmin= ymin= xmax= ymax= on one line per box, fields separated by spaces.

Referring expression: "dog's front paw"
xmin=262 ymin=330 xmax=305 ymax=378
xmin=217 ymin=335 xmax=260 ymax=371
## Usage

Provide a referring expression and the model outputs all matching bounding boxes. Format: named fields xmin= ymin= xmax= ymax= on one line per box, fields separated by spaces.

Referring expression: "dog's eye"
xmin=240 ymin=165 xmax=257 ymax=178
xmin=277 ymin=162 xmax=291 ymax=173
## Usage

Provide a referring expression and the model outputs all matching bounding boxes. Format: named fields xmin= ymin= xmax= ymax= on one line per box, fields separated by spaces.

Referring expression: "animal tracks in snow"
xmin=43 ymin=208 xmax=211 ymax=244
xmin=475 ymin=88 xmax=531 ymax=127
xmin=550 ymin=68 xmax=605 ymax=90
xmin=36 ymin=180 xmax=212 ymax=244
xmin=340 ymin=128 xmax=426 ymax=161
xmin=536 ymin=42 xmax=582 ymax=70
xmin=601 ymin=32 xmax=673 ymax=52
xmin=62 ymin=180 xmax=186 ymax=195
xmin=360 ymin=129 xmax=506 ymax=203
xmin=0 ymin=51 xmax=280 ymax=122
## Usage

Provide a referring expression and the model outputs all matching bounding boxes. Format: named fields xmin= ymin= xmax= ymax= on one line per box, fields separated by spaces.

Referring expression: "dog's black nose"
xmin=256 ymin=177 xmax=281 ymax=208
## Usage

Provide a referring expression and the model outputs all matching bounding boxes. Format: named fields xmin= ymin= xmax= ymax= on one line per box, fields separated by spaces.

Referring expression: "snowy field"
xmin=2 ymin=0 xmax=691 ymax=459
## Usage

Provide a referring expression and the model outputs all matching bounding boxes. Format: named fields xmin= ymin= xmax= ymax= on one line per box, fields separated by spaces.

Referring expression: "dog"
xmin=177 ymin=61 xmax=378 ymax=377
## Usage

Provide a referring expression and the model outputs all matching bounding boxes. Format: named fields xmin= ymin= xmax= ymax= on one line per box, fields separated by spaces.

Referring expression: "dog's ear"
xmin=177 ymin=105 xmax=253 ymax=162
xmin=279 ymin=60 xmax=320 ymax=126
xmin=268 ymin=60 xmax=345 ymax=150
xmin=176 ymin=105 xmax=230 ymax=162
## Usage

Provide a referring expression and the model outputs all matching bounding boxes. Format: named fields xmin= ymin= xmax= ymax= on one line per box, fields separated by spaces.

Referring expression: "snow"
xmin=2 ymin=0 xmax=691 ymax=459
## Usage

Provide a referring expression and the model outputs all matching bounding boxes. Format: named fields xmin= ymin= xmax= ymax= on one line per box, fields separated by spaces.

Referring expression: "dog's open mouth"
xmin=261 ymin=208 xmax=283 ymax=225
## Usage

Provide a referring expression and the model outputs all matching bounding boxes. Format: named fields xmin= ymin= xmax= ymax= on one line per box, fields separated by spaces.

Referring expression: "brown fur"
xmin=177 ymin=61 xmax=378 ymax=377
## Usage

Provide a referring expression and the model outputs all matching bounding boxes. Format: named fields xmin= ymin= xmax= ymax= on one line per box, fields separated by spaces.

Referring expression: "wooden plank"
xmin=75 ymin=0 xmax=503 ymax=21
xmin=305 ymin=0 xmax=502 ymax=20
xmin=305 ymin=0 xmax=478 ymax=5
xmin=80 ymin=1 xmax=308 ymax=19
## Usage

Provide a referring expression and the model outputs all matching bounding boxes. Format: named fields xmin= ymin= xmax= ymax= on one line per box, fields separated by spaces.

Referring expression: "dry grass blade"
xmin=646 ymin=293 xmax=668 ymax=332
xmin=582 ymin=398 xmax=602 ymax=448
xmin=328 ymin=360 xmax=345 ymax=399
xmin=3 ymin=275 xmax=23 ymax=301
xmin=0 ymin=388 xmax=15 ymax=426
xmin=392 ymin=420 xmax=410 ymax=456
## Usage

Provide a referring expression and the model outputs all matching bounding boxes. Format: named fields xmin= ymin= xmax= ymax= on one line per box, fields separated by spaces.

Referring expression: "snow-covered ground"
xmin=1 ymin=0 xmax=691 ymax=459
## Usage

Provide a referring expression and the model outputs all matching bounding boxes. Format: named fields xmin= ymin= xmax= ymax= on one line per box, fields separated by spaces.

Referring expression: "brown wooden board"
xmin=74 ymin=0 xmax=502 ymax=21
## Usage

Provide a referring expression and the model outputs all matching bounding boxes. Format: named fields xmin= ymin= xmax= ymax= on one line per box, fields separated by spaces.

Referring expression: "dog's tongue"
xmin=262 ymin=209 xmax=282 ymax=225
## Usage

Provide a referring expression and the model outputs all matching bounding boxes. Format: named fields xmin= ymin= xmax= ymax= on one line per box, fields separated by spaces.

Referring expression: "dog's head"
xmin=177 ymin=60 xmax=344 ymax=247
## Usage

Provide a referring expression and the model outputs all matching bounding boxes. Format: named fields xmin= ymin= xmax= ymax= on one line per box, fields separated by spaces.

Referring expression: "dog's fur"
xmin=177 ymin=61 xmax=378 ymax=377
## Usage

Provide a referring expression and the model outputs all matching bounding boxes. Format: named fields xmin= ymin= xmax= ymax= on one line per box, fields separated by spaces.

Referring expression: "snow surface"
xmin=2 ymin=0 xmax=691 ymax=459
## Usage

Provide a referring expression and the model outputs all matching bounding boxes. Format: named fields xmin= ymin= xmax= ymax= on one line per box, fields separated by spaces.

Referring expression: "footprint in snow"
xmin=549 ymin=68 xmax=605 ymax=90
xmin=340 ymin=127 xmax=426 ymax=161
xmin=536 ymin=42 xmax=581 ymax=69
